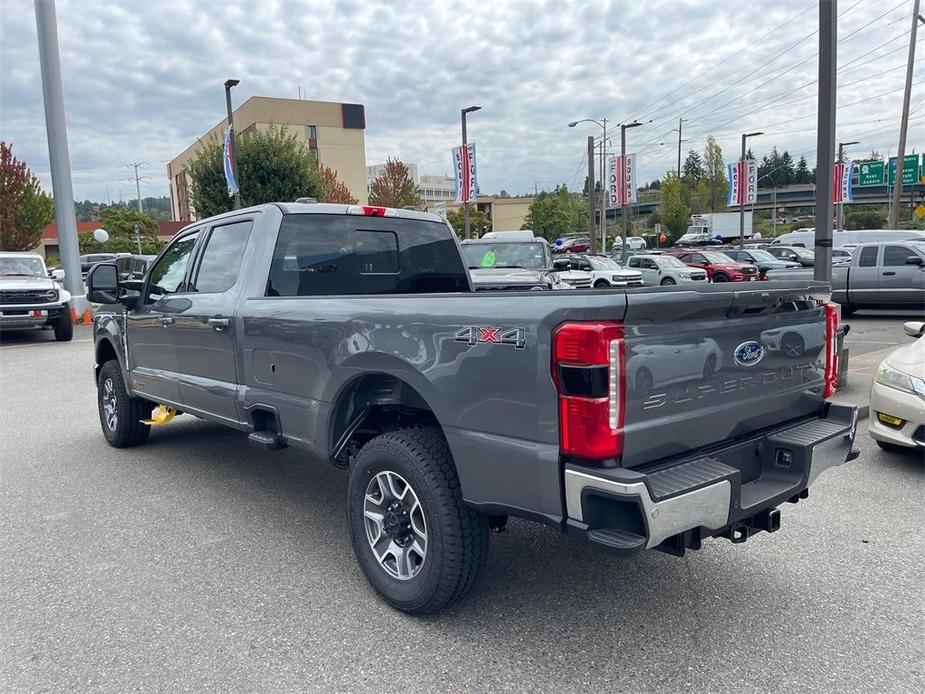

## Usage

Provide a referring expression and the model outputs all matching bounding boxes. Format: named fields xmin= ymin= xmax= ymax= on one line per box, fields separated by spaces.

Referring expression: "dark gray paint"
xmin=94 ymin=203 xmax=840 ymax=525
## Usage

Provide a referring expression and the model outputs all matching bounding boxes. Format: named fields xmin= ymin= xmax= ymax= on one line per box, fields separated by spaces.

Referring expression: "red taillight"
xmin=361 ymin=205 xmax=387 ymax=216
xmin=552 ymin=322 xmax=625 ymax=460
xmin=824 ymin=303 xmax=839 ymax=398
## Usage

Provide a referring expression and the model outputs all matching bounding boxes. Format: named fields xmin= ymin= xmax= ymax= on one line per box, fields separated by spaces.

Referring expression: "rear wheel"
xmin=841 ymin=305 xmax=857 ymax=317
xmin=347 ymin=427 xmax=489 ymax=614
xmin=712 ymin=273 xmax=729 ymax=283
xmin=54 ymin=305 xmax=73 ymax=342
xmin=660 ymin=277 xmax=676 ymax=286
xmin=97 ymin=360 xmax=152 ymax=447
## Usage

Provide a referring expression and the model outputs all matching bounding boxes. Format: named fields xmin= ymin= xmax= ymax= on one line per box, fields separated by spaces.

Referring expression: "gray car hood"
xmin=0 ymin=275 xmax=56 ymax=291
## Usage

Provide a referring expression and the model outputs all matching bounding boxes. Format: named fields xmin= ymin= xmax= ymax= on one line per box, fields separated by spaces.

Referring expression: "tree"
xmin=368 ymin=158 xmax=421 ymax=208
xmin=657 ymin=173 xmax=690 ymax=238
xmin=79 ymin=208 xmax=162 ymax=254
xmin=0 ymin=141 xmax=54 ymax=251
xmin=702 ymin=136 xmax=727 ymax=212
xmin=845 ymin=208 xmax=886 ymax=230
xmin=187 ymin=126 xmax=321 ymax=218
xmin=682 ymin=150 xmax=704 ymax=181
xmin=446 ymin=207 xmax=492 ymax=238
xmin=498 ymin=189 xmax=511 ymax=198
xmin=520 ymin=184 xmax=588 ymax=241
xmin=316 ymin=164 xmax=358 ymax=204
xmin=794 ymin=156 xmax=811 ymax=184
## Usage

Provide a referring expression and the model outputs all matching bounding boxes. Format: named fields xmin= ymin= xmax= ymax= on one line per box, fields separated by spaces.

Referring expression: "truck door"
xmin=174 ymin=219 xmax=253 ymax=423
xmin=879 ymin=244 xmax=925 ymax=306
xmin=127 ymin=230 xmax=201 ymax=405
xmin=851 ymin=245 xmax=881 ymax=305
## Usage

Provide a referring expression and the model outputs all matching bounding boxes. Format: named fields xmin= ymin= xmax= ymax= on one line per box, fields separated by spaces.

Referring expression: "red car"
xmin=664 ymin=250 xmax=758 ymax=282
xmin=552 ymin=237 xmax=591 ymax=254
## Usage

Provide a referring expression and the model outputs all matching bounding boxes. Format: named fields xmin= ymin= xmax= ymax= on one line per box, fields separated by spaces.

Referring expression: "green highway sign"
xmin=888 ymin=154 xmax=921 ymax=186
xmin=858 ymin=160 xmax=884 ymax=186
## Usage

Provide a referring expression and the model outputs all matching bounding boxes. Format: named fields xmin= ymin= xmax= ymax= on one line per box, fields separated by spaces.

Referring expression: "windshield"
xmin=462 ymin=242 xmax=548 ymax=269
xmin=0 ymin=256 xmax=47 ymax=277
xmin=788 ymin=247 xmax=815 ymax=259
xmin=702 ymin=252 xmax=734 ymax=263
xmin=655 ymin=256 xmax=687 ymax=268
xmin=747 ymin=250 xmax=777 ymax=261
xmin=586 ymin=256 xmax=620 ymax=270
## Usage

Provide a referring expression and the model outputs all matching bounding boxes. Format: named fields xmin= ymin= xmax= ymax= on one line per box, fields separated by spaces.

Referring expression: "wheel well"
xmin=95 ymin=339 xmax=119 ymax=379
xmin=329 ymin=374 xmax=439 ymax=466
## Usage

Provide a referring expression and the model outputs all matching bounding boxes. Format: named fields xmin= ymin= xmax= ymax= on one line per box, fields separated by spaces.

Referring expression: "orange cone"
xmin=70 ymin=307 xmax=80 ymax=324
xmin=82 ymin=309 xmax=93 ymax=324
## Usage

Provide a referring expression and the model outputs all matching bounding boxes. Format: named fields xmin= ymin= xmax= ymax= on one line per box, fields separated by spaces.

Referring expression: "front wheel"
xmin=593 ymin=280 xmax=611 ymax=289
xmin=97 ymin=360 xmax=152 ymax=447
xmin=54 ymin=305 xmax=73 ymax=341
xmin=712 ymin=273 xmax=729 ymax=283
xmin=660 ymin=277 xmax=676 ymax=286
xmin=347 ymin=427 xmax=489 ymax=614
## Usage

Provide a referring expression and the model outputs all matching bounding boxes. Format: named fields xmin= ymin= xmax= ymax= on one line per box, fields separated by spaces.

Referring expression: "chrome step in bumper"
xmin=565 ymin=402 xmax=858 ymax=556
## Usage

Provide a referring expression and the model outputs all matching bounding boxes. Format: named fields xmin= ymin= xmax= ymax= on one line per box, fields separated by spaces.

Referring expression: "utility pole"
xmin=814 ymin=0 xmax=837 ymax=283
xmin=224 ymin=79 xmax=241 ymax=210
xmin=461 ymin=105 xmax=481 ymax=238
xmin=125 ymin=161 xmax=149 ymax=213
xmin=587 ymin=135 xmax=595 ymax=236
xmin=888 ymin=0 xmax=922 ymax=227
xmin=739 ymin=132 xmax=762 ymax=248
xmin=34 ymin=0 xmax=87 ymax=315
xmin=620 ymin=121 xmax=642 ymax=256
xmin=600 ymin=118 xmax=608 ymax=253
xmin=675 ymin=118 xmax=684 ymax=176
xmin=836 ymin=141 xmax=858 ymax=233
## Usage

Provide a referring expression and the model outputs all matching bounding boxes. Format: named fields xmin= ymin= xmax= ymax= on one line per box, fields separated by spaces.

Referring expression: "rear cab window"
xmin=858 ymin=246 xmax=879 ymax=267
xmin=267 ymin=214 xmax=468 ymax=296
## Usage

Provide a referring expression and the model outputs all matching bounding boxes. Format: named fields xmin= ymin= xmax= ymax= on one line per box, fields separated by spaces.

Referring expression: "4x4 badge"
xmin=454 ymin=326 xmax=526 ymax=350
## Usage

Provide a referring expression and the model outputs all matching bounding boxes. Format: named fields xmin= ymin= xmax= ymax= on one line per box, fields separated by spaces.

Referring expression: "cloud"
xmin=1 ymin=0 xmax=919 ymax=203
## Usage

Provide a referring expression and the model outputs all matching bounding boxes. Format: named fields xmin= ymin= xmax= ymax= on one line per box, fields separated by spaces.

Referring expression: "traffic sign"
xmin=915 ymin=205 xmax=925 ymax=220
xmin=888 ymin=154 xmax=921 ymax=186
xmin=857 ymin=160 xmax=884 ymax=186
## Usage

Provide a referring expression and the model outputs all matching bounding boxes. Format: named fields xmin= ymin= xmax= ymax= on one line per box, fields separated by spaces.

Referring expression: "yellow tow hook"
xmin=142 ymin=405 xmax=178 ymax=425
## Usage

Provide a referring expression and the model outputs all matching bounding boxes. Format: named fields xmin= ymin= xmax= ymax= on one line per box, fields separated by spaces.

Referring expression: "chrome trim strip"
xmin=564 ymin=469 xmax=731 ymax=549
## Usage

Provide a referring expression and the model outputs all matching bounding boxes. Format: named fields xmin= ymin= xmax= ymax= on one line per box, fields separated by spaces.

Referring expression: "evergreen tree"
xmin=682 ymin=149 xmax=705 ymax=181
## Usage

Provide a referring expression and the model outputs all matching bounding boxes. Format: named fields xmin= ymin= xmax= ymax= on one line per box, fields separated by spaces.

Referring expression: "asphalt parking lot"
xmin=1 ymin=317 xmax=922 ymax=693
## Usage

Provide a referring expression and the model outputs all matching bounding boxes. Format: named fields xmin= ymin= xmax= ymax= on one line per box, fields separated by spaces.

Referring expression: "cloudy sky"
xmin=1 ymin=0 xmax=922 ymax=203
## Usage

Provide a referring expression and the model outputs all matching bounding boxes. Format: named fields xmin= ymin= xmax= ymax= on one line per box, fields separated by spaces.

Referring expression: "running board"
xmin=248 ymin=431 xmax=286 ymax=450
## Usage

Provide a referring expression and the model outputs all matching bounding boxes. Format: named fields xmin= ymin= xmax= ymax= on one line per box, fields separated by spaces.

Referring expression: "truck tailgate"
xmin=621 ymin=283 xmax=831 ymax=467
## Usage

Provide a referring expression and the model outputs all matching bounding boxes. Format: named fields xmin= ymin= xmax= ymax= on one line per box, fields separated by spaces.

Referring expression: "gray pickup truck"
xmin=88 ymin=202 xmax=858 ymax=614
xmin=768 ymin=240 xmax=925 ymax=314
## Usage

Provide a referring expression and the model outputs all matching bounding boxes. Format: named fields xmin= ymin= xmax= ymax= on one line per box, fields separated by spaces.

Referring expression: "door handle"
xmin=208 ymin=317 xmax=230 ymax=331
xmin=159 ymin=316 xmax=175 ymax=326
xmin=882 ymin=271 xmax=896 ymax=276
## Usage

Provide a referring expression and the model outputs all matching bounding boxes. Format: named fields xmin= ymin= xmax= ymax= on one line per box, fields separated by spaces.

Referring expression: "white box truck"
xmin=677 ymin=212 xmax=753 ymax=245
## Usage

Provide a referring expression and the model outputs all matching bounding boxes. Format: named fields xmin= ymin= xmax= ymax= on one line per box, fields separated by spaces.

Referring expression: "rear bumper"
xmin=564 ymin=402 xmax=858 ymax=555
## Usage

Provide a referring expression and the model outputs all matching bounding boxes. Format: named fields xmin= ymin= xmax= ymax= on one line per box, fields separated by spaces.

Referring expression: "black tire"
xmin=841 ymin=305 xmax=857 ymax=317
xmin=876 ymin=440 xmax=914 ymax=455
xmin=593 ymin=280 xmax=610 ymax=289
xmin=712 ymin=273 xmax=729 ymax=283
xmin=347 ymin=427 xmax=489 ymax=614
xmin=660 ymin=277 xmax=676 ymax=286
xmin=97 ymin=360 xmax=152 ymax=447
xmin=54 ymin=305 xmax=73 ymax=342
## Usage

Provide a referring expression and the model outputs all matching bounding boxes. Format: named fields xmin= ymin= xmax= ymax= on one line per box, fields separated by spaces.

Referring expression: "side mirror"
xmin=49 ymin=268 xmax=65 ymax=281
xmin=905 ymin=255 xmax=924 ymax=266
xmin=87 ymin=263 xmax=120 ymax=304
xmin=903 ymin=321 xmax=925 ymax=338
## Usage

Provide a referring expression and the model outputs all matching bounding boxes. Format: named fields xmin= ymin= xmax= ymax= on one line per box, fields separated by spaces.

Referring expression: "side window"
xmin=644 ymin=259 xmax=657 ymax=270
xmin=858 ymin=246 xmax=879 ymax=267
xmin=193 ymin=220 xmax=253 ymax=293
xmin=628 ymin=258 xmax=640 ymax=268
xmin=145 ymin=232 xmax=200 ymax=303
xmin=691 ymin=254 xmax=706 ymax=264
xmin=883 ymin=245 xmax=913 ymax=267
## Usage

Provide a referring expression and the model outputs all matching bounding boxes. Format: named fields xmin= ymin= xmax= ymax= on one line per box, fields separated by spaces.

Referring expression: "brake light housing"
xmin=824 ymin=303 xmax=839 ymax=398
xmin=552 ymin=322 xmax=625 ymax=460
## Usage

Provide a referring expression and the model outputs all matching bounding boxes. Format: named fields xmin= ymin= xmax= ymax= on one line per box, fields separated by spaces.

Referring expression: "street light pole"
xmin=461 ymin=105 xmax=481 ymax=239
xmin=888 ymin=0 xmax=922 ymax=227
xmin=739 ymin=131 xmax=763 ymax=248
xmin=620 ymin=121 xmax=642 ymax=256
xmin=224 ymin=79 xmax=241 ymax=210
xmin=600 ymin=118 xmax=608 ymax=252
xmin=837 ymin=140 xmax=859 ymax=233
xmin=815 ymin=0 xmax=837 ymax=283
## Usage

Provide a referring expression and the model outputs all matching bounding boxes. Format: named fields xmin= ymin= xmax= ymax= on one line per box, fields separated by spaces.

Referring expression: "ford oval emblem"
xmin=734 ymin=340 xmax=764 ymax=367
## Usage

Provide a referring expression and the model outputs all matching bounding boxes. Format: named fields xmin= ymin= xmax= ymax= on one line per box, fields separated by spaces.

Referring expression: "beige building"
xmin=427 ymin=196 xmax=535 ymax=233
xmin=168 ymin=96 xmax=368 ymax=221
xmin=367 ymin=163 xmax=455 ymax=205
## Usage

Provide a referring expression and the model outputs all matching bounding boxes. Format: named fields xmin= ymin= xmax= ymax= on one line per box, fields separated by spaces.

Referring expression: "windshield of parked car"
xmin=462 ymin=242 xmax=547 ymax=269
xmin=586 ymin=256 xmax=620 ymax=270
xmin=655 ymin=256 xmax=687 ymax=268
xmin=786 ymin=247 xmax=815 ymax=259
xmin=746 ymin=250 xmax=778 ymax=262
xmin=0 ymin=256 xmax=46 ymax=277
xmin=702 ymin=252 xmax=735 ymax=263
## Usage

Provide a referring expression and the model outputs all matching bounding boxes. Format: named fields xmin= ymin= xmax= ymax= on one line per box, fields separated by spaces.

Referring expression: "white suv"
xmin=627 ymin=254 xmax=708 ymax=286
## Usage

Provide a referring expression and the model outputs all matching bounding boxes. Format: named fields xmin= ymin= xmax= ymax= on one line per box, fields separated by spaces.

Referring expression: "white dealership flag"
xmin=607 ymin=154 xmax=637 ymax=207
xmin=452 ymin=143 xmax=477 ymax=203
